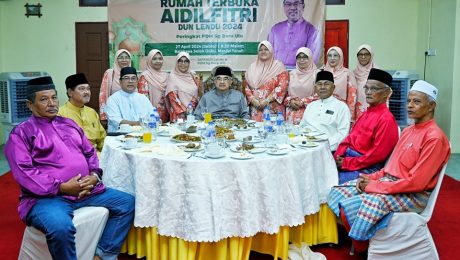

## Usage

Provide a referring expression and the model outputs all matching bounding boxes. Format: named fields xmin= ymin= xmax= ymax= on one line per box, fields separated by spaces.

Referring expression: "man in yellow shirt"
xmin=59 ymin=73 xmax=106 ymax=151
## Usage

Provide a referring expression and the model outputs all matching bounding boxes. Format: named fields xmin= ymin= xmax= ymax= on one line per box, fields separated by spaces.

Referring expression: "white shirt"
xmin=300 ymin=96 xmax=351 ymax=151
xmin=105 ymin=90 xmax=154 ymax=132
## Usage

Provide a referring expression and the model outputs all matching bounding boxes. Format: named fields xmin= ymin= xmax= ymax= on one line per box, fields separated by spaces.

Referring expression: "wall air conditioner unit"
xmin=0 ymin=72 xmax=49 ymax=123
xmin=386 ymin=70 xmax=419 ymax=127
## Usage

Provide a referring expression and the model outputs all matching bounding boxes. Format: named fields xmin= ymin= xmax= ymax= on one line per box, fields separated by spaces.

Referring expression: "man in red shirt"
xmin=327 ymin=80 xmax=451 ymax=252
xmin=335 ymin=68 xmax=399 ymax=184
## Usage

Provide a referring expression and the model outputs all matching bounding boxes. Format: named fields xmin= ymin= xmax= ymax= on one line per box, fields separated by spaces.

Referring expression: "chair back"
xmin=419 ymin=162 xmax=447 ymax=221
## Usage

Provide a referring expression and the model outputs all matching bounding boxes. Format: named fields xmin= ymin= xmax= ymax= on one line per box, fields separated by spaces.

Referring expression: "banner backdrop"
xmin=108 ymin=0 xmax=325 ymax=71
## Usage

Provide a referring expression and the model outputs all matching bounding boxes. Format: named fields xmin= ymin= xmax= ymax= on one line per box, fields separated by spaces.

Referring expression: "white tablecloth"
xmin=100 ymin=131 xmax=338 ymax=242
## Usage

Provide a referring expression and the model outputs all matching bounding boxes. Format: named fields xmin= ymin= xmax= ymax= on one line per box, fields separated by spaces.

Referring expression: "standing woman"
xmin=353 ymin=44 xmax=378 ymax=118
xmin=138 ymin=49 xmax=170 ymax=123
xmin=165 ymin=52 xmax=201 ymax=122
xmin=324 ymin=46 xmax=358 ymax=121
xmin=284 ymin=47 xmax=318 ymax=125
xmin=245 ymin=41 xmax=289 ymax=121
xmin=99 ymin=49 xmax=132 ymax=120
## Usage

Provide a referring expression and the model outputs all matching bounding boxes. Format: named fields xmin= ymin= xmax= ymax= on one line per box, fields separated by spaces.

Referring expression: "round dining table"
xmin=100 ymin=127 xmax=339 ymax=260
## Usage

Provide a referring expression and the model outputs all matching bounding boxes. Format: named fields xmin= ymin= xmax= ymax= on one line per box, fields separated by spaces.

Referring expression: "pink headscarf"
xmin=288 ymin=47 xmax=318 ymax=98
xmin=246 ymin=41 xmax=286 ymax=89
xmin=108 ymin=49 xmax=132 ymax=95
xmin=353 ymin=44 xmax=378 ymax=89
xmin=165 ymin=51 xmax=198 ymax=106
xmin=141 ymin=49 xmax=168 ymax=105
xmin=324 ymin=46 xmax=356 ymax=99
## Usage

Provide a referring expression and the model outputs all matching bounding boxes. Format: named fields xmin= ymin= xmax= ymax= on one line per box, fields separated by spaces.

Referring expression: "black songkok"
xmin=65 ymin=73 xmax=89 ymax=89
xmin=27 ymin=76 xmax=55 ymax=96
xmin=214 ymin=66 xmax=233 ymax=77
xmin=120 ymin=67 xmax=137 ymax=79
xmin=367 ymin=68 xmax=393 ymax=86
xmin=315 ymin=70 xmax=334 ymax=83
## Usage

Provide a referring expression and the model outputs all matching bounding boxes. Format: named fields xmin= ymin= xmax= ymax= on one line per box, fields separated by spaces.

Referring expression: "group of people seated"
xmin=2 ymin=40 xmax=451 ymax=259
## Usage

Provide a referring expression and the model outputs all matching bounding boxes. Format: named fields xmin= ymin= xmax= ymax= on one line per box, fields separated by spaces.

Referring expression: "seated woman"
xmin=138 ymin=49 xmax=169 ymax=123
xmin=353 ymin=44 xmax=379 ymax=117
xmin=324 ymin=46 xmax=358 ymax=121
xmin=99 ymin=49 xmax=132 ymax=121
xmin=165 ymin=52 xmax=201 ymax=122
xmin=245 ymin=41 xmax=289 ymax=122
xmin=284 ymin=47 xmax=318 ymax=125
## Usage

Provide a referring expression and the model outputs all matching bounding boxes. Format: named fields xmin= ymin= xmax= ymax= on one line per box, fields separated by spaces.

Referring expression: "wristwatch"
xmin=91 ymin=172 xmax=102 ymax=184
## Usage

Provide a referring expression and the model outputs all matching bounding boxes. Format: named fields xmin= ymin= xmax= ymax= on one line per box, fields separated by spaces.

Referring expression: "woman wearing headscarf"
xmin=165 ymin=52 xmax=201 ymax=122
xmin=138 ymin=49 xmax=169 ymax=123
xmin=324 ymin=46 xmax=358 ymax=121
xmin=99 ymin=49 xmax=132 ymax=120
xmin=245 ymin=41 xmax=289 ymax=121
xmin=284 ymin=47 xmax=318 ymax=125
xmin=353 ymin=44 xmax=378 ymax=118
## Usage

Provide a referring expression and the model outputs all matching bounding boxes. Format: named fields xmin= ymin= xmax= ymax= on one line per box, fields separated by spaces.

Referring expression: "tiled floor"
xmin=1 ymin=144 xmax=459 ymax=180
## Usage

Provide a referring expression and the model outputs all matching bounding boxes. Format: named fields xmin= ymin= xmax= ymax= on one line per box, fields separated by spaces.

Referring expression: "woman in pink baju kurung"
xmin=245 ymin=41 xmax=289 ymax=122
xmin=137 ymin=49 xmax=170 ymax=123
xmin=165 ymin=52 xmax=201 ymax=122
xmin=284 ymin=47 xmax=318 ymax=125
xmin=99 ymin=49 xmax=132 ymax=120
xmin=353 ymin=44 xmax=379 ymax=119
xmin=324 ymin=47 xmax=358 ymax=121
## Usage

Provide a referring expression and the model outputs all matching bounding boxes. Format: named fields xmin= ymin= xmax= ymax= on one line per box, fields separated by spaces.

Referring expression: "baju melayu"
xmin=194 ymin=89 xmax=249 ymax=120
xmin=299 ymin=96 xmax=351 ymax=151
xmin=105 ymin=89 xmax=154 ymax=132
xmin=268 ymin=18 xmax=321 ymax=68
xmin=59 ymin=101 xmax=106 ymax=151
xmin=327 ymin=119 xmax=450 ymax=241
xmin=4 ymin=115 xmax=135 ymax=259
xmin=334 ymin=103 xmax=399 ymax=184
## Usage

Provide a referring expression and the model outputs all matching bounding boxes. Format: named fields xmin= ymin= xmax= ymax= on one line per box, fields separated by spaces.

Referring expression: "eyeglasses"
xmin=363 ymin=86 xmax=386 ymax=93
xmin=284 ymin=2 xmax=303 ymax=8
xmin=178 ymin=60 xmax=190 ymax=64
xmin=117 ymin=56 xmax=130 ymax=60
xmin=327 ymin=53 xmax=340 ymax=59
xmin=215 ymin=76 xmax=231 ymax=82
xmin=121 ymin=76 xmax=138 ymax=82
xmin=357 ymin=53 xmax=371 ymax=57
xmin=296 ymin=55 xmax=309 ymax=60
xmin=316 ymin=82 xmax=333 ymax=87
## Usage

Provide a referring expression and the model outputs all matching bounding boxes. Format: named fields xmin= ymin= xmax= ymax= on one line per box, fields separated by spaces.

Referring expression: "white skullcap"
xmin=410 ymin=80 xmax=438 ymax=101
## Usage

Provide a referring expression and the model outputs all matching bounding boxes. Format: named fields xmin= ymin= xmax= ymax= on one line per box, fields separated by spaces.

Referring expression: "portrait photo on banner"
xmin=108 ymin=0 xmax=325 ymax=71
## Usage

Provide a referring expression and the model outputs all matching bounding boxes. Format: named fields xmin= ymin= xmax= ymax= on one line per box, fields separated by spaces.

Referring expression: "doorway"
xmin=75 ymin=22 xmax=109 ymax=113
xmin=324 ymin=20 xmax=349 ymax=68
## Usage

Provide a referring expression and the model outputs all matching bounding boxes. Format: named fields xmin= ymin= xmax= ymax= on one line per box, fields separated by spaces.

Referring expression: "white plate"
xmin=266 ymin=149 xmax=289 ymax=155
xmin=299 ymin=142 xmax=318 ymax=148
xmin=306 ymin=135 xmax=328 ymax=142
xmin=230 ymin=153 xmax=254 ymax=160
xmin=248 ymin=147 xmax=267 ymax=154
xmin=157 ymin=131 xmax=171 ymax=137
xmin=205 ymin=153 xmax=226 ymax=159
xmin=238 ymin=136 xmax=262 ymax=143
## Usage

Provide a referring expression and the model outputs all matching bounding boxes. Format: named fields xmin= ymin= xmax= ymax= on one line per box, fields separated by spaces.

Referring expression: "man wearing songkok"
xmin=268 ymin=0 xmax=321 ymax=68
xmin=4 ymin=76 xmax=135 ymax=260
xmin=194 ymin=66 xmax=249 ymax=119
xmin=334 ymin=68 xmax=399 ymax=184
xmin=105 ymin=66 xmax=154 ymax=132
xmin=299 ymin=70 xmax=350 ymax=151
xmin=327 ymin=80 xmax=450 ymax=252
xmin=59 ymin=73 xmax=106 ymax=152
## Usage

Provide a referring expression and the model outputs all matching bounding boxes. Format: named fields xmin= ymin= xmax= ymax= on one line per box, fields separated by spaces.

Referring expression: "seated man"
xmin=299 ymin=70 xmax=351 ymax=151
xmin=327 ymin=80 xmax=450 ymax=252
xmin=4 ymin=76 xmax=135 ymax=260
xmin=105 ymin=66 xmax=154 ymax=132
xmin=59 ymin=73 xmax=106 ymax=152
xmin=335 ymin=68 xmax=399 ymax=184
xmin=194 ymin=66 xmax=249 ymax=120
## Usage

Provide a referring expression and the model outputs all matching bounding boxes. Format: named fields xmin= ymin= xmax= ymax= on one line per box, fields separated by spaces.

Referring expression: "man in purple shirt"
xmin=4 ymin=76 xmax=134 ymax=260
xmin=268 ymin=0 xmax=321 ymax=68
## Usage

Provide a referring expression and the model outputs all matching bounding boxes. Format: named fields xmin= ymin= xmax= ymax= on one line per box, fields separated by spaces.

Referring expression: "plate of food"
xmin=230 ymin=152 xmax=254 ymax=160
xmin=238 ymin=136 xmax=262 ymax=143
xmin=171 ymin=133 xmax=201 ymax=143
xmin=178 ymin=143 xmax=204 ymax=152
xmin=298 ymin=141 xmax=318 ymax=148
xmin=306 ymin=135 xmax=328 ymax=142
xmin=230 ymin=143 xmax=257 ymax=152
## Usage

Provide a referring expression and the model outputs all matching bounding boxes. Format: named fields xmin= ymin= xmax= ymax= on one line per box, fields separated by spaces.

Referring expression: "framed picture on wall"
xmin=79 ymin=0 xmax=107 ymax=7
xmin=326 ymin=0 xmax=345 ymax=5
